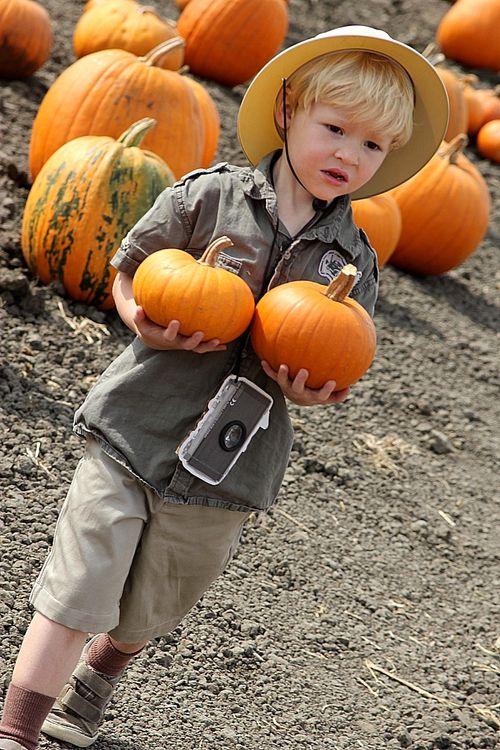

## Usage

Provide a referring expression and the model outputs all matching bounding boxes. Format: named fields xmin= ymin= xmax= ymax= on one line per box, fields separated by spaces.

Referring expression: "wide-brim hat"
xmin=237 ymin=25 xmax=449 ymax=200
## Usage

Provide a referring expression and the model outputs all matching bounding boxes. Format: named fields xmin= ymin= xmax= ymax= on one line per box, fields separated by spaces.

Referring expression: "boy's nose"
xmin=334 ymin=142 xmax=359 ymax=166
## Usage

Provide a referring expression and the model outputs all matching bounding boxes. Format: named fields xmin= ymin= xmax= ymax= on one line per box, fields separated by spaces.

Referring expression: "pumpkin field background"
xmin=1 ymin=0 xmax=499 ymax=748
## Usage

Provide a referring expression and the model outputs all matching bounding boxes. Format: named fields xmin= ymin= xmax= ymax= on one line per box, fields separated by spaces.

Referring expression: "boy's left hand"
xmin=261 ymin=361 xmax=350 ymax=406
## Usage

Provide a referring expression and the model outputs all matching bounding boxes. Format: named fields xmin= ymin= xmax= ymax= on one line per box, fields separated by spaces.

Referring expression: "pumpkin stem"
xmin=138 ymin=6 xmax=161 ymax=17
xmin=461 ymin=73 xmax=479 ymax=87
xmin=117 ymin=118 xmax=157 ymax=147
xmin=325 ymin=264 xmax=357 ymax=302
xmin=438 ymin=134 xmax=468 ymax=164
xmin=140 ymin=37 xmax=185 ymax=67
xmin=200 ymin=236 xmax=234 ymax=266
xmin=421 ymin=42 xmax=445 ymax=67
xmin=138 ymin=7 xmax=177 ymax=28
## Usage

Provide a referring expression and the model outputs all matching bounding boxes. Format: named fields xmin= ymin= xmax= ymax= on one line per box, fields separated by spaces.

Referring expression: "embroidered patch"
xmin=318 ymin=250 xmax=362 ymax=285
xmin=216 ymin=253 xmax=243 ymax=275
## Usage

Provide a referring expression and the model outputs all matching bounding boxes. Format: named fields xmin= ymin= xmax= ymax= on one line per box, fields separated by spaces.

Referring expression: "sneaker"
xmin=41 ymin=636 xmax=124 ymax=748
xmin=0 ymin=741 xmax=29 ymax=750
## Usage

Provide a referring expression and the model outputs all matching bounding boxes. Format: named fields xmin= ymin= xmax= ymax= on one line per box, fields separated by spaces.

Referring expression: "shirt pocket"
xmin=216 ymin=252 xmax=244 ymax=276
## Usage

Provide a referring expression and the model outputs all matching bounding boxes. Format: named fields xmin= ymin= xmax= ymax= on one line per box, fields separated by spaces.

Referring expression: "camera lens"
xmin=219 ymin=421 xmax=247 ymax=452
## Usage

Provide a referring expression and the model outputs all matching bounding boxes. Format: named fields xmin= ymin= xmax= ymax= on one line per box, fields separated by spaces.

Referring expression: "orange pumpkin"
xmin=74 ymin=1 xmax=181 ymax=62
xmin=466 ymin=86 xmax=500 ymax=135
xmin=132 ymin=236 xmax=255 ymax=343
xmin=0 ymin=0 xmax=53 ymax=78
xmin=176 ymin=0 xmax=288 ymax=87
xmin=464 ymin=83 xmax=500 ymax=134
xmin=352 ymin=194 xmax=402 ymax=267
xmin=84 ymin=0 xmax=137 ymax=10
xmin=183 ymin=76 xmax=220 ymax=167
xmin=463 ymin=78 xmax=487 ymax=134
xmin=29 ymin=39 xmax=204 ymax=182
xmin=436 ymin=67 xmax=468 ymax=141
xmin=480 ymin=86 xmax=500 ymax=123
xmin=250 ymin=265 xmax=377 ymax=391
xmin=389 ymin=135 xmax=491 ymax=275
xmin=177 ymin=0 xmax=288 ymax=5
xmin=421 ymin=46 xmax=468 ymax=142
xmin=476 ymin=119 xmax=500 ymax=162
xmin=437 ymin=0 xmax=500 ymax=71
xmin=22 ymin=118 xmax=175 ymax=310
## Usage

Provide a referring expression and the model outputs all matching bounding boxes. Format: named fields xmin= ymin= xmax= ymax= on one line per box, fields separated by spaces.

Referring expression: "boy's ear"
xmin=275 ymin=86 xmax=293 ymax=129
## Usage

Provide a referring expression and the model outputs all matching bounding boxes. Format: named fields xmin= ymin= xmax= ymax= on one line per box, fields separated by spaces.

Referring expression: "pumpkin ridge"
xmin=24 ymin=127 xmax=174 ymax=309
xmin=270 ymin=289 xmax=311 ymax=369
xmin=67 ymin=54 xmax=134 ymax=140
xmin=58 ymin=142 xmax=117 ymax=303
xmin=29 ymin=52 xmax=131 ymax=176
xmin=85 ymin=60 xmax=139 ymax=138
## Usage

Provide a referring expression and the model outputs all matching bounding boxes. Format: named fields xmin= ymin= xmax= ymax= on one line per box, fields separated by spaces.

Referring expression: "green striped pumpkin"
xmin=22 ymin=118 xmax=174 ymax=310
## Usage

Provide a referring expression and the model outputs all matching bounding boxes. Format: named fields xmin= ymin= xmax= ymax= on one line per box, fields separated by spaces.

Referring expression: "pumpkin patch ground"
xmin=0 ymin=1 xmax=499 ymax=749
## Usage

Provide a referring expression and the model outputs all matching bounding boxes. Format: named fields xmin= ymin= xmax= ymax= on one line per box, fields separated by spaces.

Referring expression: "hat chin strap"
xmin=281 ymin=79 xmax=328 ymax=212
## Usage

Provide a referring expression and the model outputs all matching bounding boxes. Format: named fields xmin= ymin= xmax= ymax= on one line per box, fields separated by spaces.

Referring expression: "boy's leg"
xmin=41 ymin=633 xmax=146 ymax=748
xmin=42 ymin=501 xmax=250 ymax=747
xmin=2 ymin=439 xmax=155 ymax=749
xmin=0 ymin=613 xmax=88 ymax=750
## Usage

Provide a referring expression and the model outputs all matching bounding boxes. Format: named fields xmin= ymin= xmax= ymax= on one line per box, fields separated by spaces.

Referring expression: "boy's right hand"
xmin=132 ymin=307 xmax=227 ymax=354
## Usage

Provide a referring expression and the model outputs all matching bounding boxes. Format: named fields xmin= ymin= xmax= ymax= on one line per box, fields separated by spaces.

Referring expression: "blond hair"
xmin=279 ymin=50 xmax=415 ymax=150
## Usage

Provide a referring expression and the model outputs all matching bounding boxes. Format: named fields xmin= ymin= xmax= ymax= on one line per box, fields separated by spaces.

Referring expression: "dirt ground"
xmin=1 ymin=1 xmax=499 ymax=749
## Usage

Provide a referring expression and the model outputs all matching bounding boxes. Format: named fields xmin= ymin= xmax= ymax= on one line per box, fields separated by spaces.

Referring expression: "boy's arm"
xmin=112 ymin=271 xmax=227 ymax=354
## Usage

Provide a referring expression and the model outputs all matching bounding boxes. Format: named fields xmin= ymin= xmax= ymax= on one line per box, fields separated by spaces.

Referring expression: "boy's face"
xmin=279 ymin=99 xmax=393 ymax=200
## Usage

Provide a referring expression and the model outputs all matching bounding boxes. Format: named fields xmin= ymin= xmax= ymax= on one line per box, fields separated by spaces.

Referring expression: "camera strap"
xmin=232 ymin=215 xmax=282 ymax=380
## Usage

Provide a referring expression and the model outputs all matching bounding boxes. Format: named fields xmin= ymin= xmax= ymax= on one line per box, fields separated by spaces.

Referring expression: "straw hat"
xmin=237 ymin=26 xmax=449 ymax=199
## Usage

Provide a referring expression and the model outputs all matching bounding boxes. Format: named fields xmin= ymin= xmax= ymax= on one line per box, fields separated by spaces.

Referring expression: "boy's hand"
xmin=261 ymin=361 xmax=350 ymax=406
xmin=133 ymin=307 xmax=227 ymax=354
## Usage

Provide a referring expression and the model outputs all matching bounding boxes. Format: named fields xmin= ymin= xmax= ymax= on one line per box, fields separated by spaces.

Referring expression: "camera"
xmin=177 ymin=375 xmax=273 ymax=485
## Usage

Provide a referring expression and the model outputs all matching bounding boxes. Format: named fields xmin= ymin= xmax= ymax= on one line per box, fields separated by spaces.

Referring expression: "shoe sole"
xmin=41 ymin=717 xmax=98 ymax=748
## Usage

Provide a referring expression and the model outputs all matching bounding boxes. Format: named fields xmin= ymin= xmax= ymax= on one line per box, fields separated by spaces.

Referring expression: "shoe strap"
xmin=73 ymin=662 xmax=115 ymax=700
xmin=59 ymin=684 xmax=102 ymax=724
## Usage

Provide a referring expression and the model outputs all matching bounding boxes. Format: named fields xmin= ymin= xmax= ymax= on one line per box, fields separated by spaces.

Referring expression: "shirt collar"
xmin=240 ymin=151 xmax=359 ymax=256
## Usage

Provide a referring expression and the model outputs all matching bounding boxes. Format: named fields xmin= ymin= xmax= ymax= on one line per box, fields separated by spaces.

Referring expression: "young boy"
xmin=0 ymin=26 xmax=448 ymax=750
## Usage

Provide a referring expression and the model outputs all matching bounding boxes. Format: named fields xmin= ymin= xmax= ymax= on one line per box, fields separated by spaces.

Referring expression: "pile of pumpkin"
xmin=0 ymin=0 xmax=498 ymax=390
xmin=1 ymin=0 xmax=291 ymax=309
xmin=353 ymin=0 xmax=499 ymax=275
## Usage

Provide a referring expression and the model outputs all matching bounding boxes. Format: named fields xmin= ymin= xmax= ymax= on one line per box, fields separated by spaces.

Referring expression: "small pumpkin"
xmin=476 ymin=119 xmax=500 ymax=163
xmin=250 ymin=265 xmax=377 ymax=391
xmin=176 ymin=0 xmax=288 ymax=87
xmin=436 ymin=67 xmax=468 ymax=142
xmin=421 ymin=46 xmax=468 ymax=142
xmin=22 ymin=118 xmax=175 ymax=310
xmin=436 ymin=0 xmax=500 ymax=71
xmin=389 ymin=135 xmax=491 ymax=275
xmin=132 ymin=236 xmax=255 ymax=342
xmin=84 ymin=0 xmax=137 ymax=10
xmin=74 ymin=1 xmax=181 ymax=63
xmin=0 ymin=0 xmax=53 ymax=79
xmin=463 ymin=80 xmax=500 ymax=134
xmin=351 ymin=194 xmax=402 ymax=267
xmin=29 ymin=39 xmax=204 ymax=181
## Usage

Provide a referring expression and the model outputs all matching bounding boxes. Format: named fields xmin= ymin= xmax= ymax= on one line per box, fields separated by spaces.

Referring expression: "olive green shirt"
xmin=74 ymin=153 xmax=379 ymax=512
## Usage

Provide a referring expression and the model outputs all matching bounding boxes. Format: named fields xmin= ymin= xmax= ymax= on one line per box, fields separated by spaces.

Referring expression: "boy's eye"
xmin=327 ymin=124 xmax=343 ymax=135
xmin=366 ymin=140 xmax=381 ymax=151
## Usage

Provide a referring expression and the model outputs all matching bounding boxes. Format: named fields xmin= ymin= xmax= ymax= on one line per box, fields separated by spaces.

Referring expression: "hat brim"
xmin=237 ymin=29 xmax=449 ymax=200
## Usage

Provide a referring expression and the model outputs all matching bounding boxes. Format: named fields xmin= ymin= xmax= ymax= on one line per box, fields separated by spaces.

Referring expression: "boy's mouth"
xmin=322 ymin=168 xmax=349 ymax=184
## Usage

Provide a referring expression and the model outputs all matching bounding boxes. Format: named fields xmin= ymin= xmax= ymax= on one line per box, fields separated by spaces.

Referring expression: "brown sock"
xmin=0 ymin=683 xmax=55 ymax=750
xmin=86 ymin=634 xmax=143 ymax=677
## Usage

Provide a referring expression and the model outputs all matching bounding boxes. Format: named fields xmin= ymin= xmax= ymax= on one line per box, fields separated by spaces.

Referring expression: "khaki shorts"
xmin=31 ymin=437 xmax=250 ymax=643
